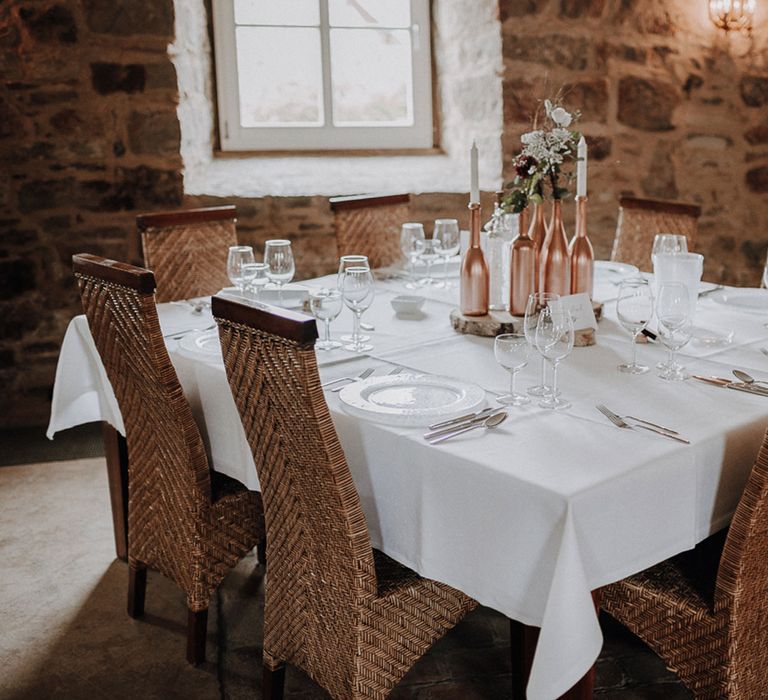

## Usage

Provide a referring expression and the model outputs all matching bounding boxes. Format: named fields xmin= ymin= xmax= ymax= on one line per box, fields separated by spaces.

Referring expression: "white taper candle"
xmin=577 ymin=135 xmax=588 ymax=199
xmin=470 ymin=141 xmax=479 ymax=203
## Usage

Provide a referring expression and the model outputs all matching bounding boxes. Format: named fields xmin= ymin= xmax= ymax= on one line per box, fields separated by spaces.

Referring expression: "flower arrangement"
xmin=503 ymin=98 xmax=582 ymax=213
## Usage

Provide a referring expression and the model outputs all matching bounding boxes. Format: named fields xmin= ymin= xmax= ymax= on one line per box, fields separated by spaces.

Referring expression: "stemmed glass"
xmin=535 ymin=307 xmax=575 ymax=410
xmin=616 ymin=278 xmax=654 ymax=374
xmin=657 ymin=283 xmax=692 ymax=381
xmin=310 ymin=288 xmax=343 ymax=351
xmin=652 ymin=234 xmax=688 ymax=259
xmin=400 ymin=223 xmax=425 ymax=289
xmin=242 ymin=262 xmax=269 ymax=300
xmin=524 ymin=292 xmax=560 ymax=396
xmin=227 ymin=245 xmax=256 ymax=295
xmin=433 ymin=219 xmax=460 ymax=289
xmin=341 ymin=267 xmax=375 ymax=353
xmin=494 ymin=333 xmax=530 ymax=406
xmin=416 ymin=238 xmax=442 ymax=287
xmin=338 ymin=255 xmax=371 ymax=343
xmin=264 ymin=239 xmax=295 ymax=306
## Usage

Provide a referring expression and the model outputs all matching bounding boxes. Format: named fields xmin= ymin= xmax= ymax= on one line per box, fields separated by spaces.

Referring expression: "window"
xmin=211 ymin=0 xmax=434 ymax=152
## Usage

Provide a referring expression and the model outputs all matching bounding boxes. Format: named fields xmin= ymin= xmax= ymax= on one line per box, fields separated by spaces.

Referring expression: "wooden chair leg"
xmin=186 ymin=608 xmax=208 ymax=665
xmin=263 ymin=663 xmax=285 ymax=700
xmin=257 ymin=539 xmax=267 ymax=567
xmin=127 ymin=564 xmax=147 ymax=618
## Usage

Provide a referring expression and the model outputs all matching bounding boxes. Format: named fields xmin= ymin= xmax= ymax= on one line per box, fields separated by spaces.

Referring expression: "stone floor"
xmin=0 ymin=427 xmax=691 ymax=699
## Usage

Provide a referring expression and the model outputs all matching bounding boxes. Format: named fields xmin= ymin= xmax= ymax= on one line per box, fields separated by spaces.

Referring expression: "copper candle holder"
xmin=569 ymin=196 xmax=594 ymax=297
xmin=460 ymin=202 xmax=489 ymax=316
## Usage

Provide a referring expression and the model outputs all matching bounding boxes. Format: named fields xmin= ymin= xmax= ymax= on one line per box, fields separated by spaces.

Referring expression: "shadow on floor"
xmin=0 ymin=423 xmax=104 ymax=467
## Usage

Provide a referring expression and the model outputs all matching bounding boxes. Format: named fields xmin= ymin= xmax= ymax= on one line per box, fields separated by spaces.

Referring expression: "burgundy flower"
xmin=514 ymin=155 xmax=538 ymax=178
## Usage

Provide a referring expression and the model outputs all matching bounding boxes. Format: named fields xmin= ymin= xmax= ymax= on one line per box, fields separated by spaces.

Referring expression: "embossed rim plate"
xmin=690 ymin=325 xmax=734 ymax=347
xmin=177 ymin=330 xmax=222 ymax=362
xmin=709 ymin=289 xmax=768 ymax=314
xmin=338 ymin=374 xmax=486 ymax=427
xmin=594 ymin=261 xmax=639 ymax=279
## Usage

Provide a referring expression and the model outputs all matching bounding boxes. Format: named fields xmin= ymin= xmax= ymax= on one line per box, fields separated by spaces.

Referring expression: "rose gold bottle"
xmin=509 ymin=207 xmax=538 ymax=316
xmin=539 ymin=199 xmax=571 ymax=296
xmin=460 ymin=202 xmax=489 ymax=316
xmin=569 ymin=196 xmax=594 ymax=297
xmin=527 ymin=201 xmax=547 ymax=250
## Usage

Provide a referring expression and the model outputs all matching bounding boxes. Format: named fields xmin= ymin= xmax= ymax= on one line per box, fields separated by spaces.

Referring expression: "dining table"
xmin=47 ymin=264 xmax=768 ymax=700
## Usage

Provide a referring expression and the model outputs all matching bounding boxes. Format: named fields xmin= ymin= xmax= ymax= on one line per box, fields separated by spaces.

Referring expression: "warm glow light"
xmin=709 ymin=0 xmax=756 ymax=32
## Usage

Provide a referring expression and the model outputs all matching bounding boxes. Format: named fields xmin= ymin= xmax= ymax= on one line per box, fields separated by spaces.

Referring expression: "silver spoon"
xmin=428 ymin=412 xmax=507 ymax=445
xmin=733 ymin=369 xmax=768 ymax=388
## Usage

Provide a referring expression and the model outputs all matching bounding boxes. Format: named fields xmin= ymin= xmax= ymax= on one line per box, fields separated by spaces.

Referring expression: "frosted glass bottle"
xmin=485 ymin=192 xmax=514 ymax=311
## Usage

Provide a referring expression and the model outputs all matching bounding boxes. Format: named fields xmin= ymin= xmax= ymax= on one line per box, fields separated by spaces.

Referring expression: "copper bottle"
xmin=509 ymin=207 xmax=538 ymax=316
xmin=527 ymin=201 xmax=547 ymax=250
xmin=460 ymin=202 xmax=489 ymax=316
xmin=539 ymin=199 xmax=571 ymax=296
xmin=569 ymin=196 xmax=594 ymax=297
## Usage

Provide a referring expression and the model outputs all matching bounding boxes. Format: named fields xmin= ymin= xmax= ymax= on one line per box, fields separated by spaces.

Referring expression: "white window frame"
xmin=211 ymin=0 xmax=433 ymax=152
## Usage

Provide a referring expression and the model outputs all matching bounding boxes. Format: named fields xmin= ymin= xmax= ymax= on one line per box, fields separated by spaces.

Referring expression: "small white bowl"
xmin=391 ymin=295 xmax=426 ymax=315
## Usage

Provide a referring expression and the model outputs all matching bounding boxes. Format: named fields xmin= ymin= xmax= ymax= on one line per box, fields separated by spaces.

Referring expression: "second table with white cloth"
xmin=48 ymin=269 xmax=768 ymax=700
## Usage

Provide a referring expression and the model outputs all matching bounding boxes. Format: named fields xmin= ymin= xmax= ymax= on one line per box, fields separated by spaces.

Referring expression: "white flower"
xmin=550 ymin=107 xmax=572 ymax=128
xmin=521 ymin=130 xmax=543 ymax=145
xmin=544 ymin=99 xmax=553 ymax=117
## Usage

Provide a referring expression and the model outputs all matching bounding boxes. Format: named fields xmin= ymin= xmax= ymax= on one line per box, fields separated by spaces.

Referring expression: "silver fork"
xmin=329 ymin=367 xmax=375 ymax=392
xmin=596 ymin=405 xmax=690 ymax=444
xmin=388 ymin=366 xmax=404 ymax=375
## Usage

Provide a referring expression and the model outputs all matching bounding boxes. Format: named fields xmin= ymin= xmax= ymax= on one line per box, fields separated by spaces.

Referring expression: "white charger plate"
xmin=338 ymin=374 xmax=486 ymax=427
xmin=594 ymin=260 xmax=640 ymax=279
xmin=709 ymin=289 xmax=768 ymax=314
xmin=177 ymin=330 xmax=222 ymax=363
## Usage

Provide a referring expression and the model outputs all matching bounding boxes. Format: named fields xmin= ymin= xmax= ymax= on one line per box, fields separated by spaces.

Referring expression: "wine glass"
xmin=433 ymin=219 xmax=460 ymax=289
xmin=341 ymin=267 xmax=375 ymax=353
xmin=656 ymin=283 xmax=692 ymax=381
xmin=264 ymin=239 xmax=295 ymax=306
xmin=416 ymin=238 xmax=442 ymax=287
xmin=227 ymin=245 xmax=255 ymax=295
xmin=535 ymin=307 xmax=574 ymax=410
xmin=616 ymin=277 xmax=654 ymax=374
xmin=494 ymin=333 xmax=530 ymax=406
xmin=524 ymin=292 xmax=560 ymax=396
xmin=242 ymin=262 xmax=269 ymax=300
xmin=310 ymin=288 xmax=343 ymax=351
xmin=400 ymin=223 xmax=425 ymax=289
xmin=652 ymin=234 xmax=688 ymax=260
xmin=337 ymin=255 xmax=371 ymax=343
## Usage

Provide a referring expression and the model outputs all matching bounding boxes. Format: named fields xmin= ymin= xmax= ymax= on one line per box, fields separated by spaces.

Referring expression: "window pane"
xmin=329 ymin=0 xmax=410 ymax=27
xmin=330 ymin=28 xmax=413 ymax=126
xmin=234 ymin=0 xmax=319 ymax=26
xmin=236 ymin=27 xmax=323 ymax=127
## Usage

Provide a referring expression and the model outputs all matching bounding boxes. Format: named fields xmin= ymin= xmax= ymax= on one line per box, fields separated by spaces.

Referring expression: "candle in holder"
xmin=576 ymin=136 xmax=587 ymax=199
xmin=470 ymin=141 xmax=479 ymax=203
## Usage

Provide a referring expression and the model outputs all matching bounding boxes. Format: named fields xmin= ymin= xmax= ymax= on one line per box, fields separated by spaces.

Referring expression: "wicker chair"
xmin=137 ymin=205 xmax=238 ymax=303
xmin=212 ymin=295 xmax=478 ymax=700
xmin=330 ymin=193 xmax=410 ymax=269
xmin=601 ymin=426 xmax=768 ymax=698
xmin=72 ymin=253 xmax=265 ymax=665
xmin=611 ymin=196 xmax=701 ymax=271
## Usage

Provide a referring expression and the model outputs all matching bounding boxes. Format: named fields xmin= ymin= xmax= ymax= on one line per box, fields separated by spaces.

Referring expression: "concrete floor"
xmin=0 ymin=452 xmax=691 ymax=699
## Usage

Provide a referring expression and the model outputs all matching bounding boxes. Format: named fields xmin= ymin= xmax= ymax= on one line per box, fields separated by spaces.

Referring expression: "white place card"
xmin=555 ymin=293 xmax=597 ymax=331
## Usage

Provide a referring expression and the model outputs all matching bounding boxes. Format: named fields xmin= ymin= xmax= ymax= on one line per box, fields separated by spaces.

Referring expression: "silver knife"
xmin=427 ymin=407 xmax=495 ymax=432
xmin=424 ymin=410 xmax=502 ymax=441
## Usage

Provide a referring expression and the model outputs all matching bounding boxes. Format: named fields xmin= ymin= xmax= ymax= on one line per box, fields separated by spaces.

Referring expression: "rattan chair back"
xmin=611 ymin=197 xmax=701 ymax=272
xmin=330 ymin=194 xmax=410 ymax=269
xmin=213 ymin=296 xmax=378 ymax=693
xmin=137 ymin=205 xmax=237 ymax=303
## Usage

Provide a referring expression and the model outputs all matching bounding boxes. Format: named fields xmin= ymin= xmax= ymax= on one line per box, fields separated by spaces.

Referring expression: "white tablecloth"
xmin=48 ymin=274 xmax=768 ymax=700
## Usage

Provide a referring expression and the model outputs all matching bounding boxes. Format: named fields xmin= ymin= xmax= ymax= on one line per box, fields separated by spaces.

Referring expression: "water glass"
xmin=535 ymin=307 xmax=574 ymax=410
xmin=433 ymin=219 xmax=460 ymax=288
xmin=400 ymin=223 xmax=425 ymax=289
xmin=227 ymin=245 xmax=255 ymax=294
xmin=416 ymin=238 xmax=442 ymax=287
xmin=264 ymin=239 xmax=295 ymax=306
xmin=337 ymin=255 xmax=371 ymax=343
xmin=652 ymin=253 xmax=703 ymax=321
xmin=616 ymin=277 xmax=654 ymax=374
xmin=310 ymin=288 xmax=343 ymax=351
xmin=524 ymin=292 xmax=561 ymax=396
xmin=341 ymin=267 xmax=375 ymax=353
xmin=656 ymin=283 xmax=692 ymax=381
xmin=242 ymin=262 xmax=269 ymax=300
xmin=494 ymin=333 xmax=530 ymax=406
xmin=652 ymin=234 xmax=688 ymax=259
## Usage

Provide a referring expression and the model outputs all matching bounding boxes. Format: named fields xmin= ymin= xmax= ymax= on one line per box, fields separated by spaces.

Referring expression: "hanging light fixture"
xmin=709 ymin=0 xmax=756 ymax=32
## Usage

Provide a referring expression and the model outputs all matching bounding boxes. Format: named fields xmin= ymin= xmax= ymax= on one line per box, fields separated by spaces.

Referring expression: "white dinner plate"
xmin=338 ymin=374 xmax=486 ymax=427
xmin=709 ymin=289 xmax=768 ymax=314
xmin=594 ymin=260 xmax=640 ymax=279
xmin=176 ymin=330 xmax=222 ymax=363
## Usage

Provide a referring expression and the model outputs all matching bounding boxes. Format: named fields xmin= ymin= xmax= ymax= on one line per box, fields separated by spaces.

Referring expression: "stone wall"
xmin=1 ymin=0 xmax=767 ymax=427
